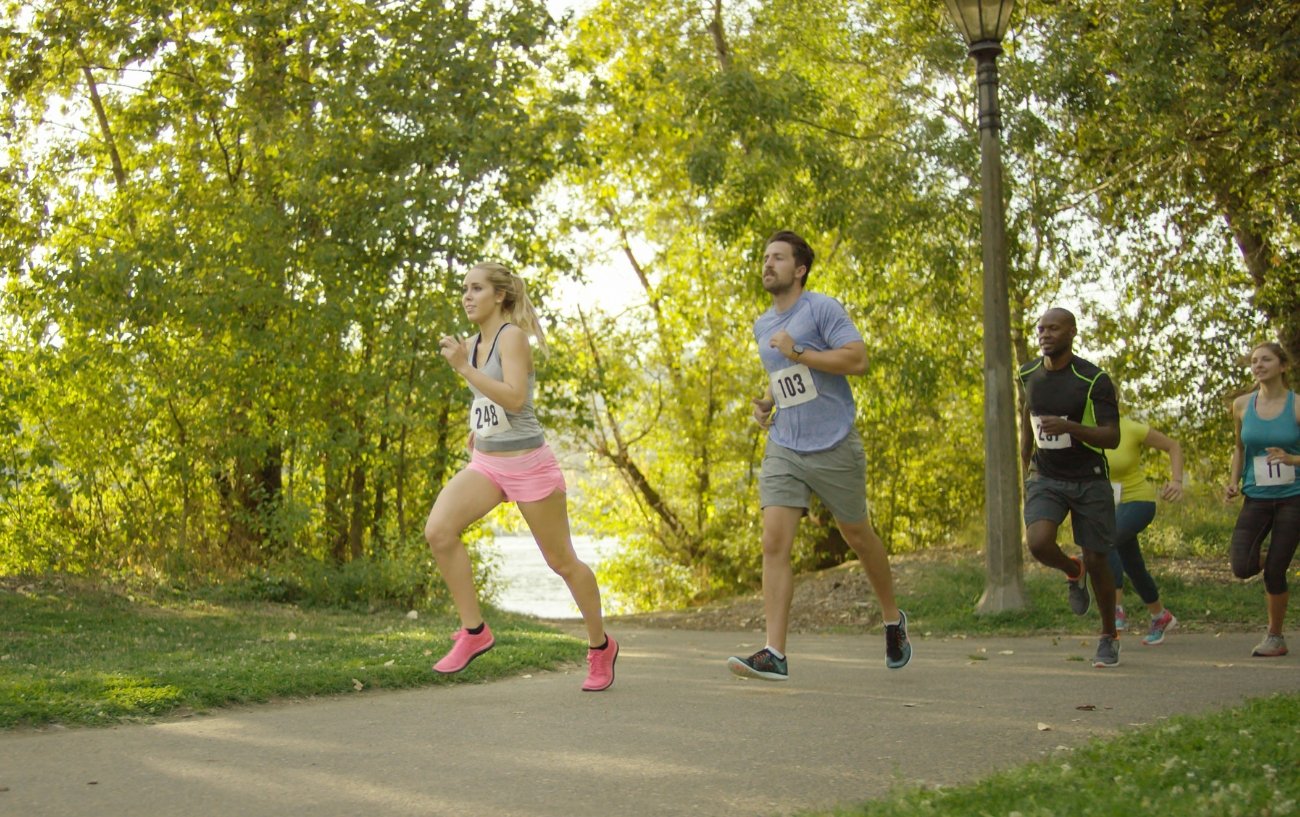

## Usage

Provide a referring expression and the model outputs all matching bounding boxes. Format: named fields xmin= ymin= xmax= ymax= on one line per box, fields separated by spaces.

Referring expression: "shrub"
xmin=217 ymin=534 xmax=497 ymax=611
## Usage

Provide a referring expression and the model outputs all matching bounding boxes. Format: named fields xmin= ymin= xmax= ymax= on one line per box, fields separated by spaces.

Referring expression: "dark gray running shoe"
xmin=885 ymin=610 xmax=912 ymax=669
xmin=728 ymin=648 xmax=788 ymax=681
xmin=1092 ymin=635 xmax=1120 ymax=668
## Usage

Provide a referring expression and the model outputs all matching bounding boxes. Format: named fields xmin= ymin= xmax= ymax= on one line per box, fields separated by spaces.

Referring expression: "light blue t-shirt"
xmin=753 ymin=291 xmax=863 ymax=453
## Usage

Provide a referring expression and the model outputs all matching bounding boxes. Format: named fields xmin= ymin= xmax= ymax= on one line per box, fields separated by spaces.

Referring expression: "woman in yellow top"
xmin=1104 ymin=416 xmax=1184 ymax=645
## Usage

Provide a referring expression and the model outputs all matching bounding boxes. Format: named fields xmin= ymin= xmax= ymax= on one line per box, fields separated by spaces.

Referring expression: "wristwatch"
xmin=792 ymin=343 xmax=806 ymax=359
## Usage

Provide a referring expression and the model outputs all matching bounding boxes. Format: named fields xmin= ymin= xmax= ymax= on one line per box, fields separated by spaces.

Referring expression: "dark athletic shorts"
xmin=1023 ymin=474 xmax=1116 ymax=553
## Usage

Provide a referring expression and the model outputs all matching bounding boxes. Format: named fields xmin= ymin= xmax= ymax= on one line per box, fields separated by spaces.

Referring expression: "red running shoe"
xmin=433 ymin=624 xmax=495 ymax=674
xmin=582 ymin=634 xmax=619 ymax=691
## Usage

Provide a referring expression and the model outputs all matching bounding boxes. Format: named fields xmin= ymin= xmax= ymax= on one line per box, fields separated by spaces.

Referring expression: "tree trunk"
xmin=1222 ymin=200 xmax=1300 ymax=377
xmin=348 ymin=461 xmax=366 ymax=561
xmin=372 ymin=432 xmax=389 ymax=555
xmin=79 ymin=57 xmax=127 ymax=190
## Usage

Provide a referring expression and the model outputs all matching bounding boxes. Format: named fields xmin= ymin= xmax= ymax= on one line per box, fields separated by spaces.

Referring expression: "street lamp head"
xmin=944 ymin=0 xmax=1014 ymax=51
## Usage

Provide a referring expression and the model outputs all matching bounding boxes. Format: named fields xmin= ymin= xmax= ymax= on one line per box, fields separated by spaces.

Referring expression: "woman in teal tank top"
xmin=1227 ymin=342 xmax=1300 ymax=658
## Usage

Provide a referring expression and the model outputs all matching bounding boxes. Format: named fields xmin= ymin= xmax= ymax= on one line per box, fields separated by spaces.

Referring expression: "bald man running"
xmin=1018 ymin=308 xmax=1122 ymax=667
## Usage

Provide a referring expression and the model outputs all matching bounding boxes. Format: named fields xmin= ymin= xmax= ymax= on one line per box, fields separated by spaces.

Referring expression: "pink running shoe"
xmin=582 ymin=634 xmax=619 ymax=691
xmin=433 ymin=624 xmax=495 ymax=674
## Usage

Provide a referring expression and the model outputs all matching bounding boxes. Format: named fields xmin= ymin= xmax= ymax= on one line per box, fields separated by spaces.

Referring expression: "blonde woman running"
xmin=424 ymin=262 xmax=617 ymax=691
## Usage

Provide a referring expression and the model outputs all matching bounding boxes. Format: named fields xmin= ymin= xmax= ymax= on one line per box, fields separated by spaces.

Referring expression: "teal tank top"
xmin=1241 ymin=390 xmax=1300 ymax=499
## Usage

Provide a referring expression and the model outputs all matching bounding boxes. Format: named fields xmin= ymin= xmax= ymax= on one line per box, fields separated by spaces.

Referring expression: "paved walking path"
xmin=2 ymin=628 xmax=1297 ymax=817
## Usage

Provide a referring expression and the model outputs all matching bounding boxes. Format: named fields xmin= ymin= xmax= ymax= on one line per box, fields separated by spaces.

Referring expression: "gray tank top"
xmin=469 ymin=324 xmax=546 ymax=452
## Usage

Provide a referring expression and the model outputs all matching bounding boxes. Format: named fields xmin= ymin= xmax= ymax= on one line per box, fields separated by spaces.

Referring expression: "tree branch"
xmin=78 ymin=54 xmax=127 ymax=189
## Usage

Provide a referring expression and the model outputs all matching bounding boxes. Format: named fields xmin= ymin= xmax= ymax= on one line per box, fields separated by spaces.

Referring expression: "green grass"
xmin=0 ymin=583 xmax=583 ymax=729
xmin=896 ymin=552 xmax=1265 ymax=636
xmin=817 ymin=692 xmax=1300 ymax=817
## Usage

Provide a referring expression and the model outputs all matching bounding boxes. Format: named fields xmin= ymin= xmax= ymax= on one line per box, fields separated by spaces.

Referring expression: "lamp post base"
xmin=976 ymin=579 xmax=1028 ymax=615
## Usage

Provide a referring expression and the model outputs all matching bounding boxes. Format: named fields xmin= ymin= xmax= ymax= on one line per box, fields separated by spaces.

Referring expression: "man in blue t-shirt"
xmin=726 ymin=230 xmax=911 ymax=682
xmin=1018 ymin=307 xmax=1122 ymax=668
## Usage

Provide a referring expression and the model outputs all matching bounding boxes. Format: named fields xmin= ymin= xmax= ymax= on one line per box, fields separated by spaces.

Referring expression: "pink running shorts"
xmin=466 ymin=444 xmax=567 ymax=503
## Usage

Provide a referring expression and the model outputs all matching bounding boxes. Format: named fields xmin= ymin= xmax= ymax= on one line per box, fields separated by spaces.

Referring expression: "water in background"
xmin=488 ymin=534 xmax=611 ymax=618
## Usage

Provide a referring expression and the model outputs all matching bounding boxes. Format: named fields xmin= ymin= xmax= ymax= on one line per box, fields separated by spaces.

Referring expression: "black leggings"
xmin=1230 ymin=495 xmax=1300 ymax=595
xmin=1107 ymin=501 xmax=1160 ymax=604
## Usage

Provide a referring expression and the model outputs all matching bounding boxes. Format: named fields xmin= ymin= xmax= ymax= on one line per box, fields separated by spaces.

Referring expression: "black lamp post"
xmin=944 ymin=0 xmax=1025 ymax=613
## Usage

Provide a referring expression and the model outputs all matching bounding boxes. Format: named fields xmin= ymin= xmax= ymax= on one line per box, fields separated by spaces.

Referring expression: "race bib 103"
xmin=770 ymin=363 xmax=818 ymax=410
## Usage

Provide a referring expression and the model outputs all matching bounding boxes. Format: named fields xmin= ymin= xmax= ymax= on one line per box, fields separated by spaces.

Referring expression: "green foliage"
xmin=1 ymin=0 xmax=578 ymax=576
xmin=1019 ymin=0 xmax=1300 ymax=451
xmin=826 ymin=693 xmax=1300 ymax=817
xmin=546 ymin=0 xmax=1294 ymax=610
xmin=550 ymin=0 xmax=994 ymax=608
xmin=209 ymin=534 xmax=497 ymax=611
xmin=540 ymin=231 xmax=773 ymax=608
xmin=1138 ymin=490 xmax=1239 ymax=561
xmin=4 ymin=0 xmax=1294 ymax=614
xmin=594 ymin=534 xmax=706 ymax=613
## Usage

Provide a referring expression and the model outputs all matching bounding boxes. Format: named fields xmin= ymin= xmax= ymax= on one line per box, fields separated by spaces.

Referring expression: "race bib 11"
xmin=1253 ymin=455 xmax=1296 ymax=487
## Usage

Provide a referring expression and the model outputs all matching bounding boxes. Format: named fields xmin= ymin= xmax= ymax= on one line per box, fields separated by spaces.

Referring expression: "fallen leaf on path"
xmin=1076 ymin=704 xmax=1097 ymax=711
xmin=1037 ymin=723 xmax=1052 ymax=731
xmin=1214 ymin=663 xmax=1235 ymax=668
xmin=998 ymin=650 xmax=1015 ymax=655
xmin=902 ymin=703 xmax=918 ymax=708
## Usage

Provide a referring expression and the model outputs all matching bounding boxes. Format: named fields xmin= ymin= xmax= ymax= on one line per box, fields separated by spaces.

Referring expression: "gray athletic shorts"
xmin=760 ymin=431 xmax=870 ymax=523
xmin=1023 ymin=474 xmax=1116 ymax=553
